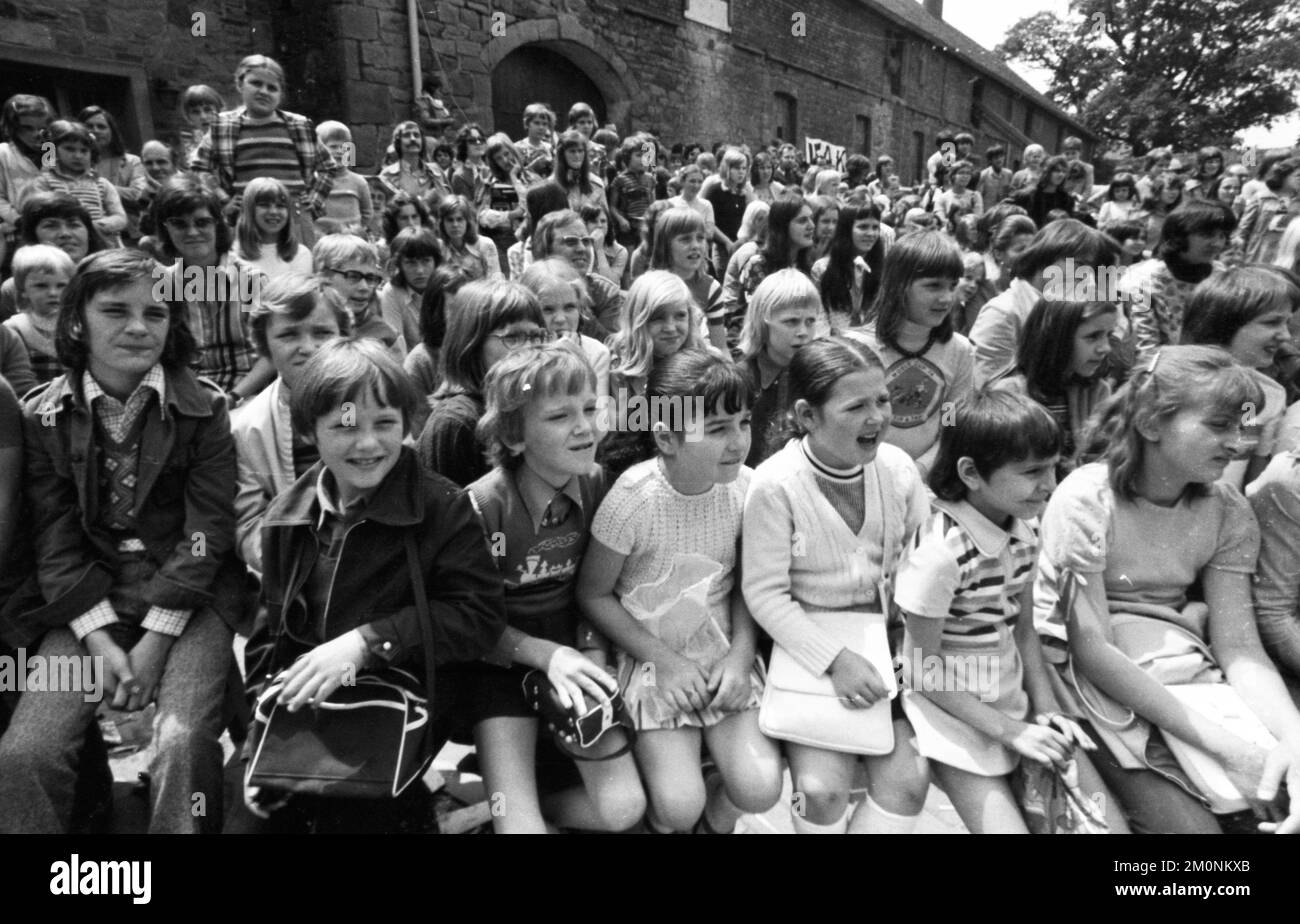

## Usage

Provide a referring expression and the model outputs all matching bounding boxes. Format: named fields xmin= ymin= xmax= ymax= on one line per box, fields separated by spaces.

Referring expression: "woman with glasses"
xmin=379 ymin=120 xmax=450 ymax=202
xmin=450 ymin=123 xmax=492 ymax=217
xmin=150 ymin=177 xmax=276 ymax=403
xmin=417 ymin=279 xmax=549 ymax=487
xmin=437 ymin=194 xmax=501 ymax=282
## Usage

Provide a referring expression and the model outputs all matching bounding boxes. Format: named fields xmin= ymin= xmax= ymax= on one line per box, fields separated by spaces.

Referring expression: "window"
xmin=684 ymin=0 xmax=731 ymax=32
xmin=913 ymin=130 xmax=926 ymax=185
xmin=969 ymin=78 xmax=984 ymax=129
xmin=885 ymin=32 xmax=905 ymax=97
xmin=856 ymin=115 xmax=872 ymax=155
xmin=1023 ymin=106 xmax=1033 ymax=136
xmin=774 ymin=92 xmax=798 ymax=143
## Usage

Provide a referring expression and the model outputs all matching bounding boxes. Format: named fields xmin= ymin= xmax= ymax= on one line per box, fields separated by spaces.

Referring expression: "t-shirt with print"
xmin=469 ymin=464 xmax=608 ymax=646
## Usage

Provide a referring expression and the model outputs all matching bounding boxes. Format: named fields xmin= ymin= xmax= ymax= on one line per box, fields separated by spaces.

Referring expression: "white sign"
xmin=684 ymin=0 xmax=731 ymax=32
xmin=805 ymin=137 xmax=847 ymax=172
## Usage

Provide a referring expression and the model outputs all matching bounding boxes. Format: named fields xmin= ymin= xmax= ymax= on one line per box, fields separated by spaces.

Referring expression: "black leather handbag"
xmin=520 ymin=669 xmax=635 ymax=759
xmin=246 ymin=534 xmax=437 ymax=798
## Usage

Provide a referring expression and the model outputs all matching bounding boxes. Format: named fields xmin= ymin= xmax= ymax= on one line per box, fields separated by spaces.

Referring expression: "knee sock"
xmin=791 ymin=804 xmax=850 ymax=834
xmin=848 ymin=795 xmax=919 ymax=834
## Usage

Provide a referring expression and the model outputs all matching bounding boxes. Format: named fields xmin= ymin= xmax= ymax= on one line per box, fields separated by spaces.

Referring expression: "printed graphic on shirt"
xmin=886 ymin=356 xmax=945 ymax=428
xmin=511 ymin=531 xmax=582 ymax=587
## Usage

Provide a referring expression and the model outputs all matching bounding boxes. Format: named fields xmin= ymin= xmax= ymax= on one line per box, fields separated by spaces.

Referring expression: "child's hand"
xmin=1037 ymin=713 xmax=1096 ymax=751
xmin=83 ymin=628 xmax=136 ymax=706
xmin=243 ymin=781 xmax=290 ymax=819
xmin=125 ymin=631 xmax=175 ymax=712
xmin=707 ymin=650 xmax=752 ymax=712
xmin=653 ymin=654 xmax=711 ymax=715
xmin=615 ymin=215 xmax=630 ymax=233
xmin=1257 ymin=735 xmax=1300 ymax=834
xmin=829 ymin=648 xmax=888 ymax=707
xmin=1004 ymin=721 xmax=1072 ymax=767
xmin=546 ymin=645 xmax=617 ymax=715
xmin=277 ymin=630 xmax=369 ymax=712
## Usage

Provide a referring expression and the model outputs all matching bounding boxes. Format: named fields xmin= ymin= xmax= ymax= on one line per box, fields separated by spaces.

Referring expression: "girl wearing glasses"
xmin=450 ymin=123 xmax=492 ymax=215
xmin=417 ymin=279 xmax=549 ymax=488
xmin=437 ymin=195 xmax=501 ymax=282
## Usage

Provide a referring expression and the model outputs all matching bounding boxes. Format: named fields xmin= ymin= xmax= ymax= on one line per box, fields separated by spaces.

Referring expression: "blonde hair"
xmin=738 ymin=268 xmax=821 ymax=361
xmin=315 ymin=120 xmax=352 ymax=144
xmin=477 ymin=339 xmax=596 ymax=468
xmin=12 ymin=244 xmax=75 ymax=294
xmin=609 ymin=270 xmax=705 ymax=382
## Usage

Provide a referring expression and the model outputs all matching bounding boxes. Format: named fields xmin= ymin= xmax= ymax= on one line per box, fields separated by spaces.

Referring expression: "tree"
xmin=996 ymin=0 xmax=1300 ymax=154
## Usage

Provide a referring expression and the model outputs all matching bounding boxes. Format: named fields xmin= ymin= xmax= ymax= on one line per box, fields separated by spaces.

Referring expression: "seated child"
xmin=3 ymin=244 xmax=73 ymax=385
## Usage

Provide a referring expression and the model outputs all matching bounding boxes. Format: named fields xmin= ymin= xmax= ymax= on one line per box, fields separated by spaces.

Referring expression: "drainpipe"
xmin=408 ymin=0 xmax=423 ymax=104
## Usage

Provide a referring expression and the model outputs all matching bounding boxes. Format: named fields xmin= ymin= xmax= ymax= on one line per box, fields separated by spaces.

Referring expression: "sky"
xmin=929 ymin=0 xmax=1299 ymax=148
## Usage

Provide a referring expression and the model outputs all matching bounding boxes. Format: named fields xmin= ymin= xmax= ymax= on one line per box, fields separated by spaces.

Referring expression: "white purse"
xmin=759 ymin=609 xmax=898 ymax=755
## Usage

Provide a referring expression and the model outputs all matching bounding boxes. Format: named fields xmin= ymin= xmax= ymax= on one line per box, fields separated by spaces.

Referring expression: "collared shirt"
xmin=515 ymin=461 xmax=586 ymax=532
xmin=68 ymin=366 xmax=192 ymax=640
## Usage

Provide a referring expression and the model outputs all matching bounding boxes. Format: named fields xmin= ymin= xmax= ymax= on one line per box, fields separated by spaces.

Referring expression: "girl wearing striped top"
xmin=895 ymin=389 xmax=1126 ymax=833
xmin=26 ymin=121 xmax=127 ymax=247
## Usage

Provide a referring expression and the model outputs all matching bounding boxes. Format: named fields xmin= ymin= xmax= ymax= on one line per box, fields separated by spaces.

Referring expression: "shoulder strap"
xmin=404 ymin=531 xmax=437 ymax=713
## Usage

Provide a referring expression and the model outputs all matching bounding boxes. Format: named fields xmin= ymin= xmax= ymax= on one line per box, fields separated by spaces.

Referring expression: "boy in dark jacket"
xmin=0 ymin=249 xmax=245 ymax=833
xmin=238 ymin=337 xmax=505 ymax=832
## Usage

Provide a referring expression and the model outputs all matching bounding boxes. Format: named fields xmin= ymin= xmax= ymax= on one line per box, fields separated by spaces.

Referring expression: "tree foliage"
xmin=996 ymin=0 xmax=1300 ymax=154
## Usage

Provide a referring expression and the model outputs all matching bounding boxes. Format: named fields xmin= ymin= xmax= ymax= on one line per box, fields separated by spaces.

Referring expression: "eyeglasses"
xmin=327 ymin=267 xmax=385 ymax=286
xmin=163 ymin=217 xmax=217 ymax=233
xmin=557 ymin=235 xmax=595 ymax=249
xmin=491 ymin=329 xmax=553 ymax=349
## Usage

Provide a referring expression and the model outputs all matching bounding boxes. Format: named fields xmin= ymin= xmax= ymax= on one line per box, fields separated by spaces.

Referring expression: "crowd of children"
xmin=1 ymin=53 xmax=1300 ymax=836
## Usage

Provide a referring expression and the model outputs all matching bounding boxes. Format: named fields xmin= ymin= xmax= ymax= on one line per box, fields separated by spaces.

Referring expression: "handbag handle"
xmin=1058 ymin=569 xmax=1137 ymax=730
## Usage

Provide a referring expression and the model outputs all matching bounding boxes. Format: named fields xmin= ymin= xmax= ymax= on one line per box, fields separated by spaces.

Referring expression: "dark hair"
xmin=46 ymin=120 xmax=99 ymax=164
xmin=419 ymin=264 xmax=469 ymax=352
xmin=975 ymin=202 xmax=1031 ymax=252
xmin=1015 ymin=298 xmax=1118 ymax=395
xmin=1182 ymin=265 xmax=1300 ymax=348
xmin=929 ymin=389 xmax=1062 ymax=501
xmin=551 ymin=130 xmax=592 ymax=196
xmin=56 ymin=249 xmax=197 ymax=375
xmin=935 ymin=131 xmax=956 ymax=147
xmin=1011 ymin=218 xmax=1120 ymax=281
xmin=437 ymin=279 xmax=545 ymax=395
xmin=389 ymin=226 xmax=444 ymax=289
xmin=248 ymin=272 xmax=353 ymax=358
xmin=567 ymin=102 xmax=596 ymax=127
xmin=821 ymin=204 xmax=884 ymax=326
xmin=1107 ymin=172 xmax=1137 ymax=200
xmin=787 ymin=336 xmax=885 ymax=436
xmin=290 ymin=337 xmax=422 ymax=438
xmin=75 ymin=106 xmax=126 ymax=158
xmin=866 ymin=231 xmax=964 ymax=352
xmin=1037 ymin=155 xmax=1070 ymax=191
xmin=436 ymin=194 xmax=478 ymax=245
xmin=454 ymin=122 xmax=486 ymax=163
xmin=1156 ymin=200 xmax=1237 ymax=260
xmin=761 ymin=194 xmax=813 ymax=273
xmin=18 ymin=192 xmax=109 ymax=253
xmin=985 ymin=145 xmax=1006 ymax=161
xmin=524 ymin=181 xmax=570 ymax=235
xmin=381 ymin=192 xmax=432 ymax=244
xmin=650 ymin=348 xmax=753 ymax=429
xmin=1108 ymin=221 xmax=1146 ymax=245
xmin=954 ymin=132 xmax=974 ymax=146
xmin=1262 ymin=157 xmax=1300 ymax=193
xmin=151 ymin=176 xmax=233 ymax=259
xmin=1195 ymin=146 xmax=1224 ymax=182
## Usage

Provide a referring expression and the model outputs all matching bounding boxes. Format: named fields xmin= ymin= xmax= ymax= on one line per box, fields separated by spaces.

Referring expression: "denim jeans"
xmin=0 ymin=559 xmax=233 ymax=833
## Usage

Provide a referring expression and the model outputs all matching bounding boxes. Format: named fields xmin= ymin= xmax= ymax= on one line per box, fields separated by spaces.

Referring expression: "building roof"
xmin=867 ymin=0 xmax=1096 ymax=140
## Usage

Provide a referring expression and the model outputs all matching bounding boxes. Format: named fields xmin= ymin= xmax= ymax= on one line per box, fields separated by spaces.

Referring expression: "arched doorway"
xmin=491 ymin=46 xmax=607 ymax=136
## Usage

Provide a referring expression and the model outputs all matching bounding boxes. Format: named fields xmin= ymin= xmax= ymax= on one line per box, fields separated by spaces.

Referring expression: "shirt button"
xmin=382 ymin=642 xmax=392 ymax=651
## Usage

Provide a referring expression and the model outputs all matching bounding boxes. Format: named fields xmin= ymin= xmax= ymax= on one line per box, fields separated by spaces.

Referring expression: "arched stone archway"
xmin=482 ymin=15 xmax=637 ymax=133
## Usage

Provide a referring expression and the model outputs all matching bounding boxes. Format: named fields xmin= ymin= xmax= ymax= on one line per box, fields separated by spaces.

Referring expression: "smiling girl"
xmin=233 ymin=176 xmax=313 ymax=281
xmin=580 ymin=350 xmax=783 ymax=833
xmin=607 ymin=270 xmax=708 ymax=401
xmin=1035 ymin=346 xmax=1300 ymax=834
xmin=730 ymin=195 xmax=815 ymax=356
xmin=846 ymin=232 xmax=974 ymax=479
xmin=1182 ymin=266 xmax=1299 ymax=488
xmin=814 ymin=203 xmax=887 ymax=330
xmin=651 ymin=208 xmax=726 ymax=352
xmin=744 ymin=337 xmax=932 ymax=833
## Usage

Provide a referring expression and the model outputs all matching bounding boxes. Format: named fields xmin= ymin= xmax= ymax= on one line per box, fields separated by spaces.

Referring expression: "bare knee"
xmin=792 ymin=773 xmax=849 ymax=822
xmin=591 ymin=782 xmax=647 ymax=832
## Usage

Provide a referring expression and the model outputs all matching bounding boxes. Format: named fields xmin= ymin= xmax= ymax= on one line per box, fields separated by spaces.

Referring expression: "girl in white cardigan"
xmin=744 ymin=337 xmax=932 ymax=833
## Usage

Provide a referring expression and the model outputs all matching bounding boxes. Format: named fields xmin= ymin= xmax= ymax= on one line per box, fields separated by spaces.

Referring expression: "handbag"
xmin=246 ymin=533 xmax=438 ymax=799
xmin=759 ymin=610 xmax=897 ymax=755
xmin=1013 ymin=755 xmax=1109 ymax=834
xmin=520 ymin=670 xmax=635 ymax=758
